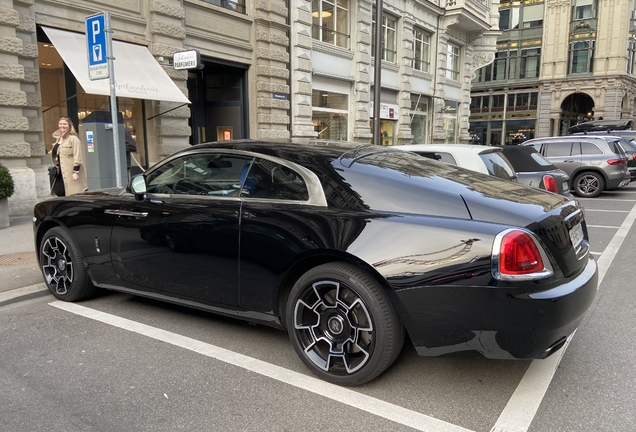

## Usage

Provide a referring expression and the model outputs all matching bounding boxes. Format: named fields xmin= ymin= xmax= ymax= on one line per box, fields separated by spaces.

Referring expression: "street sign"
xmin=86 ymin=13 xmax=108 ymax=80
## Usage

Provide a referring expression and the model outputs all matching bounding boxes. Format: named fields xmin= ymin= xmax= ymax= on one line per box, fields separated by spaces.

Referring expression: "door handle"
xmin=564 ymin=159 xmax=574 ymax=163
xmin=104 ymin=209 xmax=148 ymax=218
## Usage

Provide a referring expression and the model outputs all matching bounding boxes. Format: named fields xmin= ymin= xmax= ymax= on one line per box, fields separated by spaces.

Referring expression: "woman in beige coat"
xmin=51 ymin=116 xmax=87 ymax=195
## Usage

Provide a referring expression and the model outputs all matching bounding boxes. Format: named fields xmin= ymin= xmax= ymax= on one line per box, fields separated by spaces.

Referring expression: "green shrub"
xmin=0 ymin=163 xmax=15 ymax=200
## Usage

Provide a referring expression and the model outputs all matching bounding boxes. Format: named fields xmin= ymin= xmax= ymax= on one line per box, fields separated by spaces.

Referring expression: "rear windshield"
xmin=501 ymin=147 xmax=554 ymax=172
xmin=607 ymin=139 xmax=627 ymax=157
xmin=478 ymin=152 xmax=516 ymax=180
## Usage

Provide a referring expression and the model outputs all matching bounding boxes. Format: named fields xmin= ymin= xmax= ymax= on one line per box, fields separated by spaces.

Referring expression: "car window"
xmin=530 ymin=152 xmax=553 ymax=167
xmin=544 ymin=142 xmax=572 ymax=157
xmin=413 ymin=151 xmax=457 ymax=165
xmin=478 ymin=152 xmax=516 ymax=180
xmin=581 ymin=142 xmax=602 ymax=155
xmin=145 ymin=153 xmax=252 ymax=196
xmin=240 ymin=158 xmax=309 ymax=201
xmin=606 ymin=139 xmax=627 ymax=157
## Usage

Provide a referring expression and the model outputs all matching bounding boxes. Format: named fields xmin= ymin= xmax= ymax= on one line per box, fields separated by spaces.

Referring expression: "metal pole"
xmin=105 ymin=12 xmax=123 ymax=187
xmin=372 ymin=0 xmax=383 ymax=146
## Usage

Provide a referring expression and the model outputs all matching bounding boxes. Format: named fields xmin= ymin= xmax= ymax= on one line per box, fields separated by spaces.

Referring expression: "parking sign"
xmin=86 ymin=13 xmax=108 ymax=80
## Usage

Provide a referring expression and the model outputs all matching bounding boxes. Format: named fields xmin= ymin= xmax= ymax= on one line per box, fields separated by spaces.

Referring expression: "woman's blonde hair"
xmin=58 ymin=116 xmax=78 ymax=137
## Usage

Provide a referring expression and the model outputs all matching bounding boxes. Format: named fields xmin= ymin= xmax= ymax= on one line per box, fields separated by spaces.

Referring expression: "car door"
xmin=110 ymin=152 xmax=253 ymax=307
xmin=237 ymin=157 xmax=330 ymax=314
xmin=543 ymin=141 xmax=580 ymax=177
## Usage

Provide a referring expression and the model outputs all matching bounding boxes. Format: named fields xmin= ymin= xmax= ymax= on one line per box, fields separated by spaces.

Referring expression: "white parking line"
xmin=50 ymin=300 xmax=474 ymax=432
xmin=586 ymin=225 xmax=619 ymax=229
xmin=0 ymin=283 xmax=47 ymax=304
xmin=490 ymin=201 xmax=636 ymax=432
xmin=584 ymin=209 xmax=630 ymax=213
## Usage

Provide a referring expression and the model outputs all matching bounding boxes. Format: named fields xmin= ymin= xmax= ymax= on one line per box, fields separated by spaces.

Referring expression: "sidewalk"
xmin=0 ymin=215 xmax=48 ymax=305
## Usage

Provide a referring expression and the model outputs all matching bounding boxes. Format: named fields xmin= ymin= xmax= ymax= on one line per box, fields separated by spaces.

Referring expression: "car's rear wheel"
xmin=573 ymin=171 xmax=605 ymax=198
xmin=286 ymin=262 xmax=404 ymax=386
xmin=39 ymin=227 xmax=96 ymax=301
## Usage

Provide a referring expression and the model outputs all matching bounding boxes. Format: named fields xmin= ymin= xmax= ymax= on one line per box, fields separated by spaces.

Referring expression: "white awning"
xmin=42 ymin=26 xmax=190 ymax=104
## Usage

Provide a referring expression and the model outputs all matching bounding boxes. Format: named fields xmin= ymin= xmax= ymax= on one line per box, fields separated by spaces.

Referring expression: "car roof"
xmin=399 ymin=143 xmax=503 ymax=155
xmin=492 ymin=145 xmax=560 ymax=172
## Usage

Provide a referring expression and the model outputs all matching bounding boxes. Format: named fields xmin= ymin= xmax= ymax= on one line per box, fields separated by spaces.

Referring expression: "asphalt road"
xmin=1 ymin=186 xmax=635 ymax=432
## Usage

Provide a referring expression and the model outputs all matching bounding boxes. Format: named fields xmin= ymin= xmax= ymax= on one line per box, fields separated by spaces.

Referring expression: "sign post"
xmin=86 ymin=12 xmax=123 ymax=188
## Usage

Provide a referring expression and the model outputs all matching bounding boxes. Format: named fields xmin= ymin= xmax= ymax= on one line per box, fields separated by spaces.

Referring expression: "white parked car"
xmin=397 ymin=144 xmax=517 ymax=181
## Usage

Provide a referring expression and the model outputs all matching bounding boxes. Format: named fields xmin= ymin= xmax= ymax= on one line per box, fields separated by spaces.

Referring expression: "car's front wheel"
xmin=286 ymin=262 xmax=404 ymax=386
xmin=39 ymin=227 xmax=96 ymax=301
xmin=573 ymin=171 xmax=605 ymax=198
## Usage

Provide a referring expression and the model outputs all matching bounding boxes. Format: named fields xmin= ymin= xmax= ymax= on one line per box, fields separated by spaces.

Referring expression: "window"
xmin=522 ymin=4 xmax=544 ymax=28
xmin=145 ymin=153 xmax=252 ymax=196
xmin=499 ymin=5 xmax=520 ymax=30
xmin=412 ymin=28 xmax=430 ymax=72
xmin=492 ymin=52 xmax=507 ymax=80
xmin=312 ymin=0 xmax=350 ymax=48
xmin=479 ymin=153 xmax=516 ymax=180
xmin=410 ymin=94 xmax=429 ymax=144
xmin=200 ymin=0 xmax=246 ymax=14
xmin=492 ymin=95 xmax=505 ymax=111
xmin=545 ymin=142 xmax=573 ymax=157
xmin=241 ymin=159 xmax=309 ymax=201
xmin=312 ymin=89 xmax=348 ymax=140
xmin=628 ymin=38 xmax=636 ymax=75
xmin=520 ymin=48 xmax=541 ymax=78
xmin=580 ymin=142 xmax=602 ymax=155
xmin=572 ymin=0 xmax=595 ymax=20
xmin=372 ymin=8 xmax=397 ymax=62
xmin=446 ymin=44 xmax=460 ymax=80
xmin=569 ymin=40 xmax=594 ymax=73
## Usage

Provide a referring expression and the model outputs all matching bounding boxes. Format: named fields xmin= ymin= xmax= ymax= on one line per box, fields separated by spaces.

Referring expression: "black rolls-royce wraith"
xmin=33 ymin=139 xmax=597 ymax=385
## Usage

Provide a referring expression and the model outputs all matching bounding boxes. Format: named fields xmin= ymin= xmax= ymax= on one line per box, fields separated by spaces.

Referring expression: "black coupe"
xmin=33 ymin=140 xmax=598 ymax=385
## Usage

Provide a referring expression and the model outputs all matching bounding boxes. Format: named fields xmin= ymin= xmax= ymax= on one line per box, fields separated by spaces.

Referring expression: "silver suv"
xmin=522 ymin=136 xmax=630 ymax=197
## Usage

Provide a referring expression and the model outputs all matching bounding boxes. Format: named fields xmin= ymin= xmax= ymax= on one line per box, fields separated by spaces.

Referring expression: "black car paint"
xmin=34 ymin=140 xmax=597 ymax=360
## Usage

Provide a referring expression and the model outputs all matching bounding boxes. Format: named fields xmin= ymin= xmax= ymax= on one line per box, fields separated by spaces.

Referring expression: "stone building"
xmin=0 ymin=0 xmax=499 ymax=216
xmin=470 ymin=0 xmax=636 ymax=145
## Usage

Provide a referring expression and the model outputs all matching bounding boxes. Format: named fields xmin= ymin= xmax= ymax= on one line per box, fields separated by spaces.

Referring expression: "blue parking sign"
xmin=86 ymin=13 xmax=109 ymax=80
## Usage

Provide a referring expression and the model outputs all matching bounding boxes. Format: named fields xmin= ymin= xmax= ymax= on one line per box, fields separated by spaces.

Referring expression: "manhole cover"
xmin=0 ymin=252 xmax=38 ymax=266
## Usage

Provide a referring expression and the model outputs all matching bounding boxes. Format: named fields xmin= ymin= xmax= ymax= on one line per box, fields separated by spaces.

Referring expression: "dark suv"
xmin=522 ymin=136 xmax=630 ymax=197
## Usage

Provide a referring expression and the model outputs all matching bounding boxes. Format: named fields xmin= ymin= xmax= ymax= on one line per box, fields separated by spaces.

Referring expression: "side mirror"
xmin=130 ymin=175 xmax=147 ymax=200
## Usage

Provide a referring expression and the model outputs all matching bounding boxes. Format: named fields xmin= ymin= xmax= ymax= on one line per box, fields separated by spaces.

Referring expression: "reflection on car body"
xmin=34 ymin=139 xmax=597 ymax=385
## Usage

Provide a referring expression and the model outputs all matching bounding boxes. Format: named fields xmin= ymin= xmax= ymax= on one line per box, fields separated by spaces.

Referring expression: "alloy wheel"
xmin=41 ymin=236 xmax=74 ymax=296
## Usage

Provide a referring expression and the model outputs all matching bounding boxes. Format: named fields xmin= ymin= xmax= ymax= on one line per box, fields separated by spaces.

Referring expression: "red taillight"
xmin=607 ymin=159 xmax=627 ymax=165
xmin=543 ymin=175 xmax=558 ymax=193
xmin=499 ymin=231 xmax=544 ymax=275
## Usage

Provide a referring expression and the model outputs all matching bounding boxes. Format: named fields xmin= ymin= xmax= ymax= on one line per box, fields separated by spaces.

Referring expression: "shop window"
xmin=312 ymin=89 xmax=348 ymax=140
xmin=312 ymin=0 xmax=350 ymax=49
xmin=410 ymin=94 xmax=429 ymax=144
xmin=372 ymin=8 xmax=397 ymax=63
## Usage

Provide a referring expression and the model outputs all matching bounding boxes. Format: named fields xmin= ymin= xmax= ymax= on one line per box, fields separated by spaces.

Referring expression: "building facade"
xmin=470 ymin=0 xmax=636 ymax=145
xmin=0 ymin=0 xmax=499 ymax=216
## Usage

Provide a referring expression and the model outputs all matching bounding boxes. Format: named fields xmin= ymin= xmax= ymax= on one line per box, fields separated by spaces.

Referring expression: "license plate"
xmin=569 ymin=223 xmax=584 ymax=250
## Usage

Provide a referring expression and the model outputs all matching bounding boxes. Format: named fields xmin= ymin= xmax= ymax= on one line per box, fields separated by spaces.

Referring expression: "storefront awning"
xmin=42 ymin=27 xmax=190 ymax=104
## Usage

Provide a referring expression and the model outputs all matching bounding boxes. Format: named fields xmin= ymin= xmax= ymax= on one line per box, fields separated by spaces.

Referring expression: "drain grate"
xmin=0 ymin=252 xmax=38 ymax=266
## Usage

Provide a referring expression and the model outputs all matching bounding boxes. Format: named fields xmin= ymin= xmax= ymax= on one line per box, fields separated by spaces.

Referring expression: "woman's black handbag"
xmin=49 ymin=166 xmax=65 ymax=196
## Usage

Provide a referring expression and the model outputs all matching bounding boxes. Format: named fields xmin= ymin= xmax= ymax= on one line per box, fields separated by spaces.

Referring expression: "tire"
xmin=39 ymin=227 xmax=96 ymax=301
xmin=573 ymin=171 xmax=605 ymax=198
xmin=286 ymin=262 xmax=404 ymax=386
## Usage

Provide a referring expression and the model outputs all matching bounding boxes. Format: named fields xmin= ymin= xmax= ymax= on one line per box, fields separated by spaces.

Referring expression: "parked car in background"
xmin=34 ymin=139 xmax=598 ymax=386
xmin=572 ymin=132 xmax=636 ymax=181
xmin=493 ymin=145 xmax=571 ymax=197
xmin=398 ymin=144 xmax=517 ymax=181
xmin=522 ymin=135 xmax=630 ymax=198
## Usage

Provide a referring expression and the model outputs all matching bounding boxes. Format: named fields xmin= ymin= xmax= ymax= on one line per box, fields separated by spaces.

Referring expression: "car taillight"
xmin=607 ymin=159 xmax=627 ymax=165
xmin=492 ymin=229 xmax=553 ymax=281
xmin=543 ymin=175 xmax=558 ymax=193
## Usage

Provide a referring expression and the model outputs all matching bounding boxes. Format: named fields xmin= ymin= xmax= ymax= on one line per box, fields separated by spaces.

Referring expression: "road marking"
xmin=578 ymin=198 xmax=636 ymax=202
xmin=490 ymin=201 xmax=636 ymax=432
xmin=586 ymin=225 xmax=619 ymax=229
xmin=50 ymin=300 xmax=473 ymax=432
xmin=0 ymin=282 xmax=47 ymax=304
